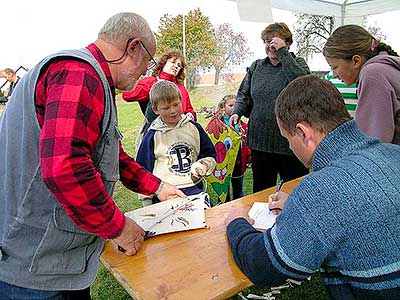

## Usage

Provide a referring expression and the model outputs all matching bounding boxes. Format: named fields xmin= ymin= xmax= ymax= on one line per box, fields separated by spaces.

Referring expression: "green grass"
xmin=91 ymin=86 xmax=328 ymax=300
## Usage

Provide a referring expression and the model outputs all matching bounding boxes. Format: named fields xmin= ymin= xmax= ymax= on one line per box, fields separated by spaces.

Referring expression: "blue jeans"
xmin=0 ymin=281 xmax=90 ymax=300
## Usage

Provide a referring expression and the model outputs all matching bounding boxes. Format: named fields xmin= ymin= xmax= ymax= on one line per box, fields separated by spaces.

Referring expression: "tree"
xmin=156 ymin=8 xmax=218 ymax=90
xmin=294 ymin=14 xmax=335 ymax=61
xmin=366 ymin=21 xmax=387 ymax=42
xmin=212 ymin=23 xmax=252 ymax=85
xmin=294 ymin=14 xmax=386 ymax=62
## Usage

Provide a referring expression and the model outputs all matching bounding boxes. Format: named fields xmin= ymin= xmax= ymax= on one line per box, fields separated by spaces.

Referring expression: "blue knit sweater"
xmin=227 ymin=120 xmax=400 ymax=299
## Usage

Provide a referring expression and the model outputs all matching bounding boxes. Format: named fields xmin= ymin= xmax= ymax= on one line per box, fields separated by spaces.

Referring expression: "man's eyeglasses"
xmin=105 ymin=38 xmax=157 ymax=70
xmin=140 ymin=41 xmax=157 ymax=70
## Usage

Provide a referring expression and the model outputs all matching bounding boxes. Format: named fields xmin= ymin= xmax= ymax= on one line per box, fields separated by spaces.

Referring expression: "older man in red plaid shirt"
xmin=0 ymin=12 xmax=185 ymax=300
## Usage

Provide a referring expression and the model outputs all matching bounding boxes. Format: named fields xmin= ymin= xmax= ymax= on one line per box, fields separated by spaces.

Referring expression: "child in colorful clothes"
xmin=219 ymin=94 xmax=251 ymax=201
xmin=136 ymin=80 xmax=216 ymax=206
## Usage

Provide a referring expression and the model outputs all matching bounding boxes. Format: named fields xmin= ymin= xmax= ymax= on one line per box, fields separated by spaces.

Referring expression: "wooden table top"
xmin=100 ymin=177 xmax=302 ymax=300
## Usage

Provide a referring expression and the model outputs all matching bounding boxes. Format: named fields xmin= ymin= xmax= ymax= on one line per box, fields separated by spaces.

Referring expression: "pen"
xmin=269 ymin=179 xmax=284 ymax=212
xmin=273 ymin=179 xmax=284 ymax=201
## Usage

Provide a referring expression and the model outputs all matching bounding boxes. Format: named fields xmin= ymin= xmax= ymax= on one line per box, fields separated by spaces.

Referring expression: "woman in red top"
xmin=122 ymin=50 xmax=196 ymax=124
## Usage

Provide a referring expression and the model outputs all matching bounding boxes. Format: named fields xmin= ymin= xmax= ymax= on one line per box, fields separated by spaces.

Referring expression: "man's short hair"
xmin=275 ymin=75 xmax=351 ymax=135
xmin=150 ymin=80 xmax=181 ymax=108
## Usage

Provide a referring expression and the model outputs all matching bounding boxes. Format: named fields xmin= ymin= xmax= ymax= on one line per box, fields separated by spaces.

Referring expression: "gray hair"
xmin=98 ymin=12 xmax=154 ymax=47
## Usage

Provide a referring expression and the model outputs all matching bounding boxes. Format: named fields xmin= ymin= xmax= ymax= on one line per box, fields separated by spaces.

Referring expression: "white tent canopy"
xmin=230 ymin=0 xmax=400 ymax=26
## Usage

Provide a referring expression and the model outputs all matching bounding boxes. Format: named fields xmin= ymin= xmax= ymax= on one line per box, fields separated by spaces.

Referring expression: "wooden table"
xmin=100 ymin=177 xmax=302 ymax=300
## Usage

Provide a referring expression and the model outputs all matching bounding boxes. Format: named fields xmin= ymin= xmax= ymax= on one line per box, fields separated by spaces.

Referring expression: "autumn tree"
xmin=212 ymin=23 xmax=252 ymax=85
xmin=294 ymin=14 xmax=386 ymax=62
xmin=156 ymin=8 xmax=218 ymax=89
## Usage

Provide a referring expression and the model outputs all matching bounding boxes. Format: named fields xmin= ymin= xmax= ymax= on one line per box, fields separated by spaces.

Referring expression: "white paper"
xmin=125 ymin=193 xmax=210 ymax=237
xmin=248 ymin=202 xmax=277 ymax=230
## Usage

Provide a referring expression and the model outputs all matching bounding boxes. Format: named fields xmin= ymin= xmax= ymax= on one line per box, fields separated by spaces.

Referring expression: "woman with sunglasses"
xmin=122 ymin=50 xmax=196 ymax=139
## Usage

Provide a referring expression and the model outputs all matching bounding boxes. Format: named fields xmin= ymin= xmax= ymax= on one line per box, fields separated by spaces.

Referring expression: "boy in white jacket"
xmin=136 ymin=80 xmax=216 ymax=206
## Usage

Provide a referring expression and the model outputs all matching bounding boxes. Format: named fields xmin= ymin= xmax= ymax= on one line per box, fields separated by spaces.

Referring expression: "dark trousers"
xmin=251 ymin=150 xmax=309 ymax=193
xmin=224 ymin=176 xmax=244 ymax=203
xmin=231 ymin=176 xmax=244 ymax=200
xmin=0 ymin=281 xmax=91 ymax=300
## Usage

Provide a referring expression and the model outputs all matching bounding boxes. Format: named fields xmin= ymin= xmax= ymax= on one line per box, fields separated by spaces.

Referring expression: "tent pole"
xmin=182 ymin=13 xmax=187 ymax=88
xmin=341 ymin=3 xmax=345 ymax=25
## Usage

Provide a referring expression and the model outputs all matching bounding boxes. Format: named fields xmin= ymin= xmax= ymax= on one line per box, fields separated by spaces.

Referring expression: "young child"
xmin=136 ymin=80 xmax=216 ymax=206
xmin=218 ymin=94 xmax=251 ymax=201
xmin=215 ymin=98 xmax=225 ymax=117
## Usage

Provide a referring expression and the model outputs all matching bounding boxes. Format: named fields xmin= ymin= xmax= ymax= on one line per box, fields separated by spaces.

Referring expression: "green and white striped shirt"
xmin=324 ymin=71 xmax=357 ymax=117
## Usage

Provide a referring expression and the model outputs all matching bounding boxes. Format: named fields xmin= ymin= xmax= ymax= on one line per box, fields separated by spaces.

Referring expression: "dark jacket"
xmin=234 ymin=48 xmax=310 ymax=155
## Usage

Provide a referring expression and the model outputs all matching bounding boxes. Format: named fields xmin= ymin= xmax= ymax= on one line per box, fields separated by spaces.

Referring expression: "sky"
xmin=1 ymin=0 xmax=400 ymax=74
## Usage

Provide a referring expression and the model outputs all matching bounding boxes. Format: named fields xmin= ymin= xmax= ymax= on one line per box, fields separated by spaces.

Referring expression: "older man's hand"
xmin=112 ymin=217 xmax=145 ymax=256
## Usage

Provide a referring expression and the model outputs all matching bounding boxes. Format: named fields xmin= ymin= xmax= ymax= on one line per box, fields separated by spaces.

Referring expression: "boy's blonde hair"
xmin=150 ymin=80 xmax=181 ymax=108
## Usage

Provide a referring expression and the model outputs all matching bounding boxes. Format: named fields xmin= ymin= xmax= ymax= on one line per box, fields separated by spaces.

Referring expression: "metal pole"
xmin=341 ymin=3 xmax=345 ymax=25
xmin=182 ymin=13 xmax=187 ymax=87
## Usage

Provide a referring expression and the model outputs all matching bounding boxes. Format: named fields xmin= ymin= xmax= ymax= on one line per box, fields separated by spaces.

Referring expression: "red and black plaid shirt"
xmin=35 ymin=43 xmax=160 ymax=239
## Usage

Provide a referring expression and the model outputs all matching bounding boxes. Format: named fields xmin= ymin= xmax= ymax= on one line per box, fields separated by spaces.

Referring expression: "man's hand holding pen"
xmin=268 ymin=180 xmax=289 ymax=215
xmin=268 ymin=192 xmax=289 ymax=215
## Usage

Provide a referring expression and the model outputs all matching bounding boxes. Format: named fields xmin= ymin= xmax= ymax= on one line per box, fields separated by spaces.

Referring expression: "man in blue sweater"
xmin=226 ymin=75 xmax=400 ymax=299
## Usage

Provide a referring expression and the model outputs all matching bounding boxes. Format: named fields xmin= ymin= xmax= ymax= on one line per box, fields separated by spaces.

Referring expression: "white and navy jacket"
xmin=136 ymin=114 xmax=216 ymax=199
